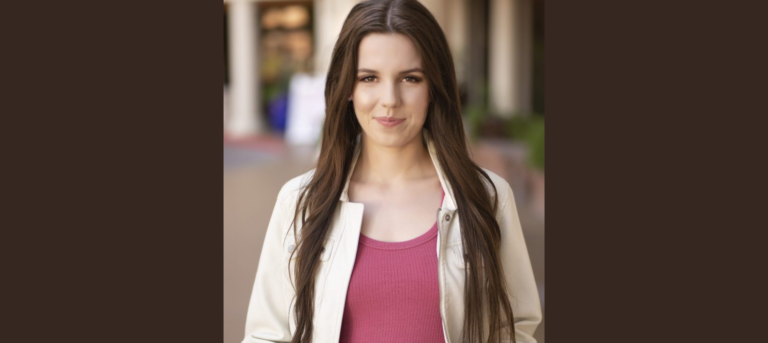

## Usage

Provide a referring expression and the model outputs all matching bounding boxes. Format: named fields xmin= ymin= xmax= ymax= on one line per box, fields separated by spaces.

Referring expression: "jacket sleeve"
xmin=241 ymin=185 xmax=294 ymax=343
xmin=496 ymin=183 xmax=542 ymax=343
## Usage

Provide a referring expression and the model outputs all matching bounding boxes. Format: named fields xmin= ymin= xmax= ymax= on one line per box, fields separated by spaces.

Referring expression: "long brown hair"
xmin=288 ymin=0 xmax=515 ymax=342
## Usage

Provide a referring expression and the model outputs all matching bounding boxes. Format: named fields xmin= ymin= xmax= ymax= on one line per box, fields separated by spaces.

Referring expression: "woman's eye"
xmin=358 ymin=76 xmax=421 ymax=83
xmin=403 ymin=76 xmax=422 ymax=83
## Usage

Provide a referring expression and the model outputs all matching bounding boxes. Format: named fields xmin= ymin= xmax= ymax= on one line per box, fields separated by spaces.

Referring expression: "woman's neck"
xmin=351 ymin=133 xmax=436 ymax=187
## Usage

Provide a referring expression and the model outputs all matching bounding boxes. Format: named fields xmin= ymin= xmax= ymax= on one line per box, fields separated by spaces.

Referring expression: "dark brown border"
xmin=3 ymin=1 xmax=223 ymax=342
xmin=548 ymin=0 xmax=766 ymax=342
xmin=4 ymin=0 xmax=766 ymax=341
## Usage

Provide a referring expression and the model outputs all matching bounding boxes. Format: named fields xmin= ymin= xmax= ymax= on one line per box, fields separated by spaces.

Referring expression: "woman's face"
xmin=352 ymin=33 xmax=430 ymax=148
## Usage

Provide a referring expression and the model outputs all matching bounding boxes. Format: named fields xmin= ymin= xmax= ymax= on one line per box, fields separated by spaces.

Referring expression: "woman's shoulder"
xmin=478 ymin=167 xmax=514 ymax=202
xmin=275 ymin=169 xmax=317 ymax=204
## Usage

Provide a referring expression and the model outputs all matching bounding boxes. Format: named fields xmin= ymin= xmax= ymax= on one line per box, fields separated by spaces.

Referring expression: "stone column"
xmin=466 ymin=0 xmax=489 ymax=108
xmin=313 ymin=0 xmax=360 ymax=77
xmin=421 ymin=0 xmax=467 ymax=82
xmin=445 ymin=0 xmax=468 ymax=85
xmin=226 ymin=0 xmax=263 ymax=137
xmin=489 ymin=0 xmax=533 ymax=118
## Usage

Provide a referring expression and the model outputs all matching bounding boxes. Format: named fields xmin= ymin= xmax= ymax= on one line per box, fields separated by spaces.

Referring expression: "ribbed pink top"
xmin=339 ymin=192 xmax=446 ymax=343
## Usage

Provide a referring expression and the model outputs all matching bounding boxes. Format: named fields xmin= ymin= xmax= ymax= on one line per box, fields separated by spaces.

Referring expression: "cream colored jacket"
xmin=242 ymin=134 xmax=542 ymax=343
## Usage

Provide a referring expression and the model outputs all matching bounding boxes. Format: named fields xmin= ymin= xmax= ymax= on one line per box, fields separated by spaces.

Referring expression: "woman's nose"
xmin=380 ymin=82 xmax=401 ymax=108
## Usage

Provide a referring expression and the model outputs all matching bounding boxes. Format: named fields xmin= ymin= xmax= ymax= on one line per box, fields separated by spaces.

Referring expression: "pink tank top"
xmin=339 ymin=191 xmax=446 ymax=343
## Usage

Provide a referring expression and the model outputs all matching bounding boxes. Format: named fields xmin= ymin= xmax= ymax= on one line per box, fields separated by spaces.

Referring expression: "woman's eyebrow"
xmin=357 ymin=68 xmax=424 ymax=74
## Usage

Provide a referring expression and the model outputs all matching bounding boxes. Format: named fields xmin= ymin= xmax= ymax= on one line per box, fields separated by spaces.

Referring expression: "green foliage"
xmin=506 ymin=114 xmax=545 ymax=171
xmin=462 ymin=84 xmax=491 ymax=141
xmin=464 ymin=104 xmax=487 ymax=140
xmin=463 ymin=102 xmax=545 ymax=171
xmin=526 ymin=118 xmax=544 ymax=171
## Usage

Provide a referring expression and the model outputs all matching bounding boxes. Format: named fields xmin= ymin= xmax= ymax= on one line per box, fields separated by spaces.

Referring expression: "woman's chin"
xmin=365 ymin=131 xmax=419 ymax=149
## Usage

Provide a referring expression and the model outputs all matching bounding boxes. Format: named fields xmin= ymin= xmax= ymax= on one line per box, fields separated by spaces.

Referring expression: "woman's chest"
xmin=354 ymin=188 xmax=444 ymax=242
xmin=288 ymin=200 xmax=466 ymax=343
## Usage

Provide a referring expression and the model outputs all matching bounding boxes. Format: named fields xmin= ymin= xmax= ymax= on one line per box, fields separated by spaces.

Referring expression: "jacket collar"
xmin=338 ymin=129 xmax=457 ymax=210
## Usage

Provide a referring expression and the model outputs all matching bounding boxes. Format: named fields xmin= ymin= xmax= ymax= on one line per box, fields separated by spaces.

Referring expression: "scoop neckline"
xmin=359 ymin=221 xmax=438 ymax=250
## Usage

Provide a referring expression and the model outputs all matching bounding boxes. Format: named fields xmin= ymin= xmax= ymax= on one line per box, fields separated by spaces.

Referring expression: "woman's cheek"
xmin=404 ymin=87 xmax=430 ymax=114
xmin=353 ymin=89 xmax=377 ymax=113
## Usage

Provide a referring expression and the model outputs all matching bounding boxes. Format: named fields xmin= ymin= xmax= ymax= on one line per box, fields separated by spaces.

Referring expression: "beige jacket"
xmin=243 ymin=133 xmax=542 ymax=343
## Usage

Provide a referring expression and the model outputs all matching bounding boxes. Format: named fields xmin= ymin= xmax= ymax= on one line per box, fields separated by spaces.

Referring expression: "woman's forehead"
xmin=357 ymin=33 xmax=422 ymax=71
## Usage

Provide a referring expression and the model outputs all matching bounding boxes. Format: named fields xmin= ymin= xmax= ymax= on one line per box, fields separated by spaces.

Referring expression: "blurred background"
xmin=223 ymin=0 xmax=544 ymax=342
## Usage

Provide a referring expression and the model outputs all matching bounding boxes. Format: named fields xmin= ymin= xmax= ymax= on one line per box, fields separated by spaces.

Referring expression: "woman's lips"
xmin=375 ymin=117 xmax=405 ymax=127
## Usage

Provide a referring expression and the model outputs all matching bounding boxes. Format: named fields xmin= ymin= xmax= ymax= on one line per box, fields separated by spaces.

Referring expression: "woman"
xmin=242 ymin=0 xmax=541 ymax=342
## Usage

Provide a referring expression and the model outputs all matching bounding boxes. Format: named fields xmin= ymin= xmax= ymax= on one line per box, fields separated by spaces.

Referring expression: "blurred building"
xmin=223 ymin=0 xmax=544 ymax=139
